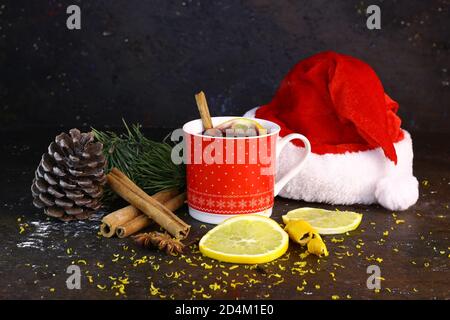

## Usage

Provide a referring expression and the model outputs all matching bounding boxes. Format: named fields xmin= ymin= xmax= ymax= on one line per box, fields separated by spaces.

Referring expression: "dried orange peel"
xmin=284 ymin=220 xmax=329 ymax=257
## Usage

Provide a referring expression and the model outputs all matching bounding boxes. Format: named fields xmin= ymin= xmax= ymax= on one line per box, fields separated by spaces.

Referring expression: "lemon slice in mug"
xmin=214 ymin=118 xmax=266 ymax=136
xmin=216 ymin=118 xmax=264 ymax=130
xmin=199 ymin=215 xmax=288 ymax=264
xmin=282 ymin=208 xmax=363 ymax=235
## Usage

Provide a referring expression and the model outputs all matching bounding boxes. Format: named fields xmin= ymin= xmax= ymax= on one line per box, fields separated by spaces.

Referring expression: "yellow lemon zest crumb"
xmin=299 ymin=251 xmax=310 ymax=259
xmin=230 ymin=282 xmax=244 ymax=289
xmin=149 ymin=282 xmax=161 ymax=296
xmin=268 ymin=273 xmax=282 ymax=278
xmin=119 ymin=277 xmax=129 ymax=284
xmin=331 ymin=237 xmax=344 ymax=243
xmin=273 ymin=279 xmax=284 ymax=286
xmin=201 ymin=263 xmax=213 ymax=270
xmin=209 ymin=283 xmax=221 ymax=291
xmin=294 ymin=261 xmax=307 ymax=268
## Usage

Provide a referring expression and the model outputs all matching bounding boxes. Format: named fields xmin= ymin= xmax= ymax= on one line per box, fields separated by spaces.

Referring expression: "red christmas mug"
xmin=183 ymin=116 xmax=311 ymax=224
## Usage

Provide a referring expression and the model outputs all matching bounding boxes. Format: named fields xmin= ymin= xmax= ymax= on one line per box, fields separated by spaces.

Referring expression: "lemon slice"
xmin=199 ymin=215 xmax=288 ymax=264
xmin=216 ymin=118 xmax=264 ymax=130
xmin=282 ymin=208 xmax=363 ymax=235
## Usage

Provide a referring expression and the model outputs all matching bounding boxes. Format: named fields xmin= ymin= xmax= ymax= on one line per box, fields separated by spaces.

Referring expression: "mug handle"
xmin=274 ymin=133 xmax=311 ymax=196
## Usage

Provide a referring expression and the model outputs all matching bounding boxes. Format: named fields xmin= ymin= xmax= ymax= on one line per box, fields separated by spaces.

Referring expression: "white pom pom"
xmin=375 ymin=174 xmax=419 ymax=211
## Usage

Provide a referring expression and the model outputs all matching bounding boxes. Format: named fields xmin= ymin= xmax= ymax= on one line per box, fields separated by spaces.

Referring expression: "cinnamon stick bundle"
xmin=107 ymin=168 xmax=190 ymax=239
xmin=100 ymin=188 xmax=180 ymax=238
xmin=116 ymin=192 xmax=186 ymax=238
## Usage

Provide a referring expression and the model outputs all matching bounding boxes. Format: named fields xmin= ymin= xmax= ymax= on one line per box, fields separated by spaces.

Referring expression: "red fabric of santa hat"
xmin=256 ymin=51 xmax=404 ymax=163
xmin=245 ymin=51 xmax=418 ymax=210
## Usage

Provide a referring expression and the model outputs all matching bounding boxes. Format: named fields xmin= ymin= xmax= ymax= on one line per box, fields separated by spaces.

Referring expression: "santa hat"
xmin=244 ymin=51 xmax=418 ymax=211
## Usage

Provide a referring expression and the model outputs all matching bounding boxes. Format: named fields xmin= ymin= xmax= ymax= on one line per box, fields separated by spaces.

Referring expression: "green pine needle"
xmin=92 ymin=121 xmax=185 ymax=203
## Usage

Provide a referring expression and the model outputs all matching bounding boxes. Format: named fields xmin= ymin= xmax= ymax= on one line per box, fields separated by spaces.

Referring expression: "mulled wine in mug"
xmin=183 ymin=116 xmax=311 ymax=224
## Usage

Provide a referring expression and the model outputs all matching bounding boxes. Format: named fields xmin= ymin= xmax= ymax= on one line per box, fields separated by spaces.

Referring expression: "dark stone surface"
xmin=0 ymin=0 xmax=449 ymax=132
xmin=0 ymin=128 xmax=448 ymax=299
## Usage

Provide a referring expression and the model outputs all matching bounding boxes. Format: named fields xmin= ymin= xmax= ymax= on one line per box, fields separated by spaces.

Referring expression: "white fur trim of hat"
xmin=244 ymin=106 xmax=419 ymax=211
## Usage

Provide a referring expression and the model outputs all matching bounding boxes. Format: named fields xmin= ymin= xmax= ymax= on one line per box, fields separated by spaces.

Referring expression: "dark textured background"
xmin=0 ymin=1 xmax=449 ymax=300
xmin=0 ymin=0 xmax=449 ymax=131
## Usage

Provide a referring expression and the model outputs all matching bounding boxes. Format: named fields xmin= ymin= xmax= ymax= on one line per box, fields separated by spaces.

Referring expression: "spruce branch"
xmin=92 ymin=121 xmax=185 ymax=203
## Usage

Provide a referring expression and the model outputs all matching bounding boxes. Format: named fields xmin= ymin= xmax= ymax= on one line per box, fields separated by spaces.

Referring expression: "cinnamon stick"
xmin=195 ymin=91 xmax=213 ymax=130
xmin=163 ymin=192 xmax=187 ymax=211
xmin=107 ymin=169 xmax=190 ymax=239
xmin=148 ymin=188 xmax=181 ymax=204
xmin=100 ymin=205 xmax=140 ymax=238
xmin=116 ymin=192 xmax=187 ymax=238
xmin=116 ymin=214 xmax=150 ymax=238
xmin=100 ymin=188 xmax=180 ymax=238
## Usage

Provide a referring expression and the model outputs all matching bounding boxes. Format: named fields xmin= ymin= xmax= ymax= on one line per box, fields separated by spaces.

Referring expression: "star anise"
xmin=132 ymin=231 xmax=184 ymax=255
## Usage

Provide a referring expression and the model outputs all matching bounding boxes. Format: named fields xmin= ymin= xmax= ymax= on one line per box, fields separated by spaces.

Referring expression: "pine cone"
xmin=31 ymin=129 xmax=106 ymax=221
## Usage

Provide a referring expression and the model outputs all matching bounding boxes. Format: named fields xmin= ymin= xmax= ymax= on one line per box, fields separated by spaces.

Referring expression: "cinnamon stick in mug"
xmin=195 ymin=91 xmax=213 ymax=130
